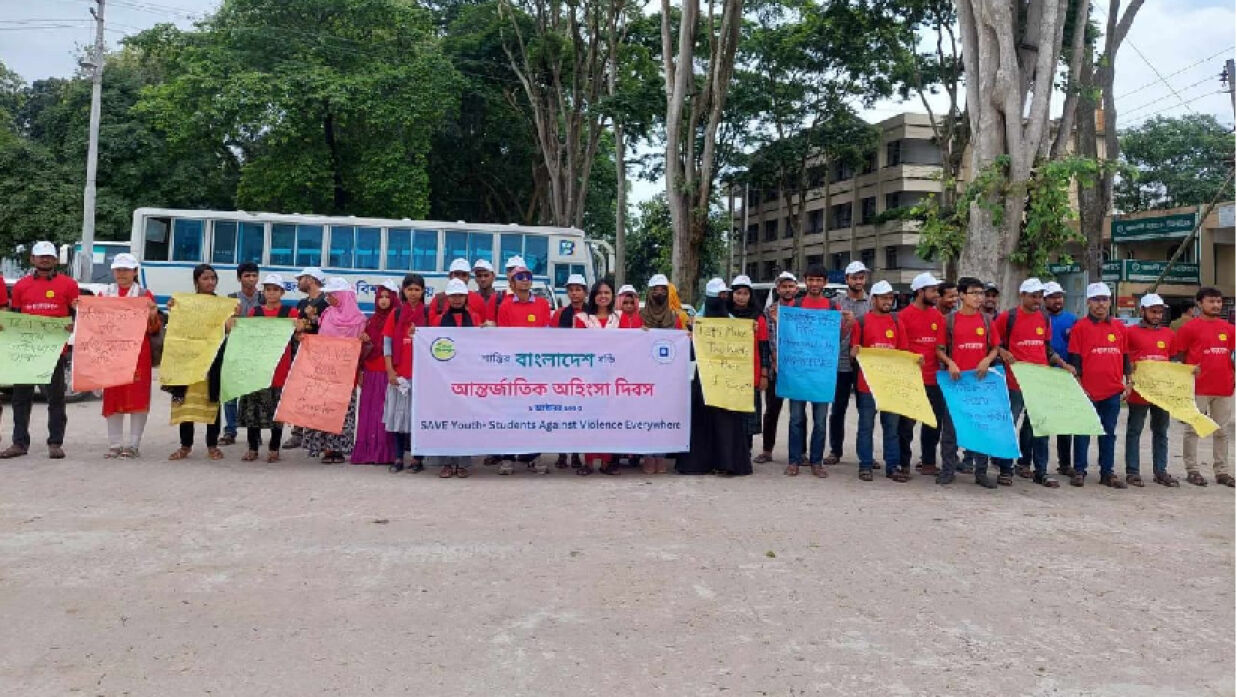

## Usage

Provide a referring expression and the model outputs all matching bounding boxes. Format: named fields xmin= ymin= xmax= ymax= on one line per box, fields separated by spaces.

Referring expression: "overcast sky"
xmin=2 ymin=0 xmax=1233 ymax=207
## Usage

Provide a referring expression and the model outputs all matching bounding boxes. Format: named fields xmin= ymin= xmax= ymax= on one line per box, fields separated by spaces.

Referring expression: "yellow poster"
xmin=692 ymin=317 xmax=755 ymax=413
xmin=159 ymin=293 xmax=239 ymax=386
xmin=1132 ymin=360 xmax=1219 ymax=437
xmin=855 ymin=347 xmax=937 ymax=427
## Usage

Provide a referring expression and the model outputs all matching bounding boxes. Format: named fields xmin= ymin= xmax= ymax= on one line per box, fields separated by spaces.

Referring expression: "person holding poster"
xmin=220 ymin=262 xmax=264 ymax=446
xmin=97 ymin=253 xmax=162 ymax=459
xmin=283 ymin=267 xmax=328 ymax=450
xmin=493 ymin=263 xmax=552 ymax=475
xmin=826 ymin=261 xmax=871 ymax=465
xmin=1123 ymin=293 xmax=1179 ymax=487
xmin=303 ymin=278 xmax=367 ymax=464
xmin=1040 ymin=282 xmax=1077 ymax=476
xmin=727 ymin=275 xmax=769 ymax=460
xmin=785 ymin=266 xmax=836 ymax=478
xmin=0 ymin=241 xmax=78 ymax=460
xmin=424 ymin=279 xmax=481 ymax=478
xmin=238 ymin=275 xmax=298 ymax=463
xmin=753 ymin=272 xmax=799 ymax=465
xmin=1176 ymin=286 xmax=1236 ymax=487
xmin=851 ymin=281 xmax=904 ymax=482
xmin=352 ymin=279 xmax=398 ymax=466
xmin=167 ymin=264 xmax=232 ymax=461
xmin=383 ymin=275 xmax=430 ymax=472
xmin=1067 ymin=283 xmax=1130 ymax=489
xmin=897 ymin=272 xmax=951 ymax=478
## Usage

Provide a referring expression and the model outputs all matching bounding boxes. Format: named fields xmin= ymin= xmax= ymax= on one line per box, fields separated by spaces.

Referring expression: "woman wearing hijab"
xmin=727 ymin=275 xmax=771 ymax=456
xmin=351 ymin=279 xmax=399 ymax=465
xmin=384 ymin=274 xmax=430 ymax=473
xmin=303 ymin=278 xmax=367 ymax=464
xmin=167 ymin=264 xmax=230 ymax=461
xmin=99 ymin=253 xmax=162 ymax=459
xmin=638 ymin=274 xmax=683 ymax=474
xmin=676 ymin=279 xmax=754 ymax=477
xmin=616 ymin=285 xmax=643 ymax=328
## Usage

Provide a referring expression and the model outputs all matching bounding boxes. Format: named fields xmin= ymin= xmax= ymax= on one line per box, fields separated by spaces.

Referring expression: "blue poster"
xmin=935 ymin=367 xmax=1020 ymax=459
xmin=775 ymin=307 xmax=841 ymax=402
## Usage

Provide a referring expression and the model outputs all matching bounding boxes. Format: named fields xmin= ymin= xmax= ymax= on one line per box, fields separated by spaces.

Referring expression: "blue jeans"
xmin=223 ymin=399 xmax=238 ymax=437
xmin=789 ymin=400 xmax=828 ymax=465
xmin=856 ymin=392 xmax=900 ymax=474
xmin=994 ymin=389 xmax=1047 ymax=476
xmin=1125 ymin=403 xmax=1169 ymax=476
xmin=1074 ymin=393 xmax=1122 ymax=477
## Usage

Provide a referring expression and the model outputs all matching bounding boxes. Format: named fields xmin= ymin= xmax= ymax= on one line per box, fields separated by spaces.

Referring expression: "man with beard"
xmin=935 ymin=281 xmax=958 ymax=315
xmin=1123 ymin=293 xmax=1178 ymax=487
xmin=898 ymin=272 xmax=953 ymax=478
xmin=982 ymin=283 xmax=1000 ymax=320
xmin=1067 ymin=283 xmax=1129 ymax=489
xmin=825 ymin=261 xmax=870 ymax=464
xmin=1175 ymin=286 xmax=1235 ymax=487
xmin=752 ymin=271 xmax=799 ymax=465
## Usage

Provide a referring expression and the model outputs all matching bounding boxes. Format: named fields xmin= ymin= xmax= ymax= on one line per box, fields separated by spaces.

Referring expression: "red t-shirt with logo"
xmin=1176 ymin=317 xmax=1236 ymax=397
xmin=496 ymin=295 xmax=552 ymax=328
xmin=796 ymin=294 xmax=835 ymax=310
xmin=898 ymin=304 xmax=946 ymax=385
xmin=10 ymin=272 xmax=78 ymax=317
xmin=997 ymin=308 xmax=1052 ymax=391
xmin=948 ymin=312 xmax=1000 ymax=372
xmin=1125 ymin=323 xmax=1176 ymax=405
xmin=251 ymin=305 xmax=299 ymax=387
xmin=1067 ymin=316 xmax=1127 ymax=401
xmin=852 ymin=312 xmax=899 ymax=393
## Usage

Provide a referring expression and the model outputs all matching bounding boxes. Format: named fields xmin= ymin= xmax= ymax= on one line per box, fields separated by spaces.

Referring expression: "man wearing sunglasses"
xmin=492 ymin=263 xmax=552 ymax=474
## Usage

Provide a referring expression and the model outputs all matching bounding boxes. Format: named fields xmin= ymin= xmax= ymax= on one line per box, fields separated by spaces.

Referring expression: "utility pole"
xmin=740 ymin=183 xmax=750 ymax=279
xmin=1224 ymin=59 xmax=1236 ymax=118
xmin=79 ymin=0 xmax=105 ymax=283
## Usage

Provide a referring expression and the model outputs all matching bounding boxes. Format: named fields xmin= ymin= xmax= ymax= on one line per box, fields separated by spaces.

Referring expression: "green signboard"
xmin=1111 ymin=212 xmax=1196 ymax=242
xmin=1119 ymin=259 xmax=1200 ymax=284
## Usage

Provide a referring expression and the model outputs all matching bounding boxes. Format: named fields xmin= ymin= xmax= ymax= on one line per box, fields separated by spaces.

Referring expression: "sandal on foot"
xmin=241 ymin=450 xmax=259 ymax=462
xmin=439 ymin=466 xmax=455 ymax=478
xmin=997 ymin=473 xmax=1014 ymax=486
xmin=267 ymin=451 xmax=281 ymax=463
xmin=1015 ymin=465 xmax=1033 ymax=479
xmin=887 ymin=470 xmax=909 ymax=483
xmin=823 ymin=454 xmax=841 ymax=465
xmin=858 ymin=469 xmax=873 ymax=481
xmin=1186 ymin=471 xmax=1208 ymax=487
xmin=168 ymin=447 xmax=191 ymax=461
xmin=810 ymin=464 xmax=828 ymax=479
xmin=104 ymin=447 xmax=123 ymax=459
xmin=456 ymin=467 xmax=471 ymax=478
xmin=121 ymin=447 xmax=140 ymax=459
xmin=1125 ymin=474 xmax=1144 ymax=487
xmin=1217 ymin=474 xmax=1236 ymax=487
xmin=753 ymin=452 xmax=773 ymax=464
xmin=1154 ymin=471 xmax=1179 ymax=487
xmin=784 ymin=464 xmax=800 ymax=476
xmin=1099 ymin=473 xmax=1127 ymax=489
xmin=207 ymin=448 xmax=225 ymax=460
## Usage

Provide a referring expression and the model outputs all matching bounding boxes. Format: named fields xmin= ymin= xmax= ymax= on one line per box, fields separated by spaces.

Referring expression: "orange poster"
xmin=71 ymin=296 xmax=151 ymax=391
xmin=274 ymin=334 xmax=361 ymax=434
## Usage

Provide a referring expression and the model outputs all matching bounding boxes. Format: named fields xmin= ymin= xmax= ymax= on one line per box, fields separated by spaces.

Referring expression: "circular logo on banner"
xmin=1156 ymin=340 xmax=1166 ymax=349
xmin=884 ymin=329 xmax=894 ymax=339
xmin=430 ymin=337 xmax=456 ymax=362
xmin=1035 ymin=327 xmax=1045 ymax=335
xmin=1107 ymin=333 xmax=1116 ymax=342
xmin=976 ymin=327 xmax=986 ymax=336
xmin=651 ymin=340 xmax=675 ymax=364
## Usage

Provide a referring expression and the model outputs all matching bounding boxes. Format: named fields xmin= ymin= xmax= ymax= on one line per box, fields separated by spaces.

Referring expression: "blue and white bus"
xmin=128 ymin=208 xmax=613 ymax=310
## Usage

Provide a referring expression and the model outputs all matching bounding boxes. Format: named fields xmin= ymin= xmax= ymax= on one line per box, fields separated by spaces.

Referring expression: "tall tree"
xmin=1114 ymin=114 xmax=1236 ymax=211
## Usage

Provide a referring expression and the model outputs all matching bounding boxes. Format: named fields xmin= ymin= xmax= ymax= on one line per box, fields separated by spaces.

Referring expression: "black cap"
xmin=984 ymin=282 xmax=999 ymax=293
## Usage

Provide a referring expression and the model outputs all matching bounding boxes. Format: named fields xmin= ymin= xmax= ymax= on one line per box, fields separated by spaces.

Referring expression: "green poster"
xmin=219 ymin=317 xmax=297 ymax=403
xmin=0 ymin=311 xmax=72 ymax=385
xmin=1010 ymin=363 xmax=1104 ymax=436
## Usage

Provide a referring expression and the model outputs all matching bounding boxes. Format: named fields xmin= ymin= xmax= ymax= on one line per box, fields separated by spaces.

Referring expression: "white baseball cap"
xmin=730 ymin=274 xmax=752 ymax=288
xmin=322 ymin=277 xmax=351 ymax=293
xmin=1086 ymin=282 xmax=1112 ymax=299
xmin=445 ymin=278 xmax=469 ymax=296
xmin=31 ymin=241 xmax=57 ymax=257
xmin=776 ymin=271 xmax=797 ymax=282
xmin=505 ymin=255 xmax=526 ymax=270
xmin=910 ymin=272 xmax=942 ymax=291
xmin=844 ymin=261 xmax=869 ymax=276
xmin=261 ymin=273 xmax=285 ymax=287
xmin=380 ymin=278 xmax=401 ymax=293
xmin=648 ymin=273 xmax=669 ymax=288
xmin=448 ymin=258 xmax=471 ymax=274
xmin=296 ymin=267 xmax=325 ymax=282
xmin=1042 ymin=281 xmax=1065 ymax=296
xmin=870 ymin=280 xmax=894 ymax=296
xmin=618 ymin=284 xmax=637 ymax=296
xmin=472 ymin=259 xmax=494 ymax=273
xmin=565 ymin=273 xmax=587 ymax=288
xmin=705 ymin=278 xmax=727 ymax=297
xmin=1140 ymin=293 xmax=1166 ymax=308
xmin=1019 ymin=278 xmax=1045 ymax=294
xmin=110 ymin=253 xmax=139 ymax=269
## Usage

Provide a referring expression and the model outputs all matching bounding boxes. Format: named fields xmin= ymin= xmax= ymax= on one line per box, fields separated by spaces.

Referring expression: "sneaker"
xmin=498 ymin=462 xmax=514 ymax=475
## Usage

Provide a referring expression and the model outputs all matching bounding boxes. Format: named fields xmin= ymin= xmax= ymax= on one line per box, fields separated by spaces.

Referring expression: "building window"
xmin=861 ymin=149 xmax=878 ymax=174
xmin=860 ymin=197 xmax=877 ymax=225
xmin=808 ymin=166 xmax=825 ymax=189
xmin=782 ymin=218 xmax=795 ymax=239
xmin=886 ymin=140 xmax=902 ymax=167
xmin=831 ymin=160 xmax=854 ymax=182
xmin=762 ymin=260 xmax=776 ymax=280
xmin=746 ymin=262 xmax=759 ymax=279
xmin=746 ymin=224 xmax=758 ymax=245
xmin=885 ymin=245 xmax=898 ymax=270
xmin=747 ymin=189 xmax=760 ymax=207
xmin=763 ymin=188 xmax=778 ymax=203
xmin=829 ymin=203 xmax=852 ymax=230
xmin=831 ymin=251 xmax=851 ymax=272
xmin=806 ymin=254 xmax=823 ymax=268
xmin=783 ymin=257 xmax=794 ymax=274
xmin=808 ymin=209 xmax=824 ymax=235
xmin=764 ymin=220 xmax=778 ymax=241
xmin=860 ymin=248 xmax=876 ymax=270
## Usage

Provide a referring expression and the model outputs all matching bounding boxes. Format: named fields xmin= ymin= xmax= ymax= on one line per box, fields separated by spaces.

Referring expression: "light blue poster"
xmin=936 ymin=367 xmax=1020 ymax=459
xmin=775 ymin=306 xmax=840 ymax=402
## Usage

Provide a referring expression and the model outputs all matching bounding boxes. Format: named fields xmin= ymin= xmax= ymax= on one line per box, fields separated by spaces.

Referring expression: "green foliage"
xmin=912 ymin=157 xmax=1007 ymax=264
xmin=1114 ymin=114 xmax=1236 ymax=212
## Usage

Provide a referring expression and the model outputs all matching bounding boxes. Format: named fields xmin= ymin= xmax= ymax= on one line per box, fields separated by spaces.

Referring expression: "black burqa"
xmin=676 ymin=297 xmax=753 ymax=476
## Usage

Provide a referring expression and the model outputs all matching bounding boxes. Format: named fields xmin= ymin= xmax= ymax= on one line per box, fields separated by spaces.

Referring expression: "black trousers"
xmin=247 ymin=425 xmax=283 ymax=451
xmin=180 ymin=417 xmax=221 ymax=449
xmin=760 ymin=372 xmax=784 ymax=453
xmin=10 ymin=354 xmax=68 ymax=449
xmin=828 ymin=370 xmax=857 ymax=456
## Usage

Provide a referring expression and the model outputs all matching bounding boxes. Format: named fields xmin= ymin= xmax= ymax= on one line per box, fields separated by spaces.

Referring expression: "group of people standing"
xmin=0 ymin=241 xmax=1232 ymax=492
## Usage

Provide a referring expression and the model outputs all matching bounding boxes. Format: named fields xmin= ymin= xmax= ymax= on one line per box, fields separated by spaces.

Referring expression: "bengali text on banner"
xmin=936 ymin=367 xmax=1020 ymax=459
xmin=775 ymin=306 xmax=840 ymax=402
xmin=692 ymin=317 xmax=756 ymax=412
xmin=0 ymin=311 xmax=72 ymax=385
xmin=220 ymin=317 xmax=297 ymax=403
xmin=855 ymin=347 xmax=936 ymax=427
xmin=275 ymin=334 xmax=362 ymax=434
xmin=411 ymin=328 xmax=692 ymax=455
xmin=71 ymin=296 xmax=149 ymax=391
xmin=159 ymin=293 xmax=238 ymax=386
xmin=1131 ymin=360 xmax=1219 ymax=437
xmin=1010 ymin=363 xmax=1104 ymax=435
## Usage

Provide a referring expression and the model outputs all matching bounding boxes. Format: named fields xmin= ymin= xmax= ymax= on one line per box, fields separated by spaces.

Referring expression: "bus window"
xmin=144 ymin=216 xmax=170 ymax=261
xmin=355 ymin=227 xmax=380 ymax=269
xmin=172 ymin=219 xmax=204 ymax=262
xmin=412 ymin=229 xmax=438 ymax=271
xmin=444 ymin=231 xmax=468 ymax=265
xmin=270 ymin=224 xmax=294 ymax=266
xmin=329 ymin=226 xmax=355 ymax=268
xmin=500 ymin=233 xmax=523 ymax=265
xmin=212 ymin=221 xmax=238 ymax=263
xmin=387 ymin=228 xmax=411 ymax=270
xmin=469 ymin=232 xmax=493 ymax=265
xmin=295 ymin=225 xmax=323 ymax=267
xmin=238 ymin=222 xmax=264 ymax=264
xmin=524 ymin=235 xmax=548 ymax=275
xmin=553 ymin=263 xmax=586 ymax=288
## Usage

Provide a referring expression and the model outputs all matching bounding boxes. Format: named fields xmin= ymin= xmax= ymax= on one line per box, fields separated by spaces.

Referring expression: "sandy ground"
xmin=0 ymin=386 xmax=1232 ymax=697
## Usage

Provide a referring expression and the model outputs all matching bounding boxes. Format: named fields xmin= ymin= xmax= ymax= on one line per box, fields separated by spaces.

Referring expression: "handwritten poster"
xmin=220 ymin=317 xmax=297 ymax=403
xmin=0 ymin=311 xmax=71 ymax=385
xmin=159 ymin=293 xmax=238 ymax=386
xmin=936 ymin=367 xmax=1020 ymax=459
xmin=275 ymin=334 xmax=361 ymax=434
xmin=1132 ymin=360 xmax=1219 ymax=437
xmin=775 ymin=307 xmax=841 ymax=402
xmin=855 ymin=347 xmax=937 ymax=427
xmin=1010 ymin=363 xmax=1104 ymax=436
xmin=71 ymin=296 xmax=149 ymax=391
xmin=693 ymin=317 xmax=756 ymax=412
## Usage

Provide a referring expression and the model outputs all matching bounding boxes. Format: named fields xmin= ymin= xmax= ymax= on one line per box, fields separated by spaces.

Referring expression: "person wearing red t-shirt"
xmin=471 ymin=259 xmax=503 ymax=325
xmin=991 ymin=278 xmax=1075 ymax=487
xmin=429 ymin=279 xmax=482 ymax=478
xmin=1124 ymin=294 xmax=1179 ymax=487
xmin=616 ymin=285 xmax=644 ymax=329
xmin=936 ymin=277 xmax=1003 ymax=486
xmin=786 ymin=266 xmax=838 ymax=477
xmin=1176 ymin=286 xmax=1236 ymax=487
xmin=238 ymin=275 xmax=299 ymax=463
xmin=551 ymin=274 xmax=589 ymax=471
xmin=1067 ymin=282 xmax=1131 ymax=489
xmin=851 ymin=280 xmax=904 ymax=482
xmin=897 ymin=272 xmax=951 ymax=478
xmin=428 ymin=258 xmax=486 ymax=325
xmin=383 ymin=274 xmax=431 ymax=472
xmin=493 ymin=264 xmax=551 ymax=474
xmin=0 ymin=241 xmax=78 ymax=460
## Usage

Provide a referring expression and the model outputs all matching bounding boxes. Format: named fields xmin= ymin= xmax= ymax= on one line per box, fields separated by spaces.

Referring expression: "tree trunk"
xmin=614 ymin=121 xmax=627 ymax=286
